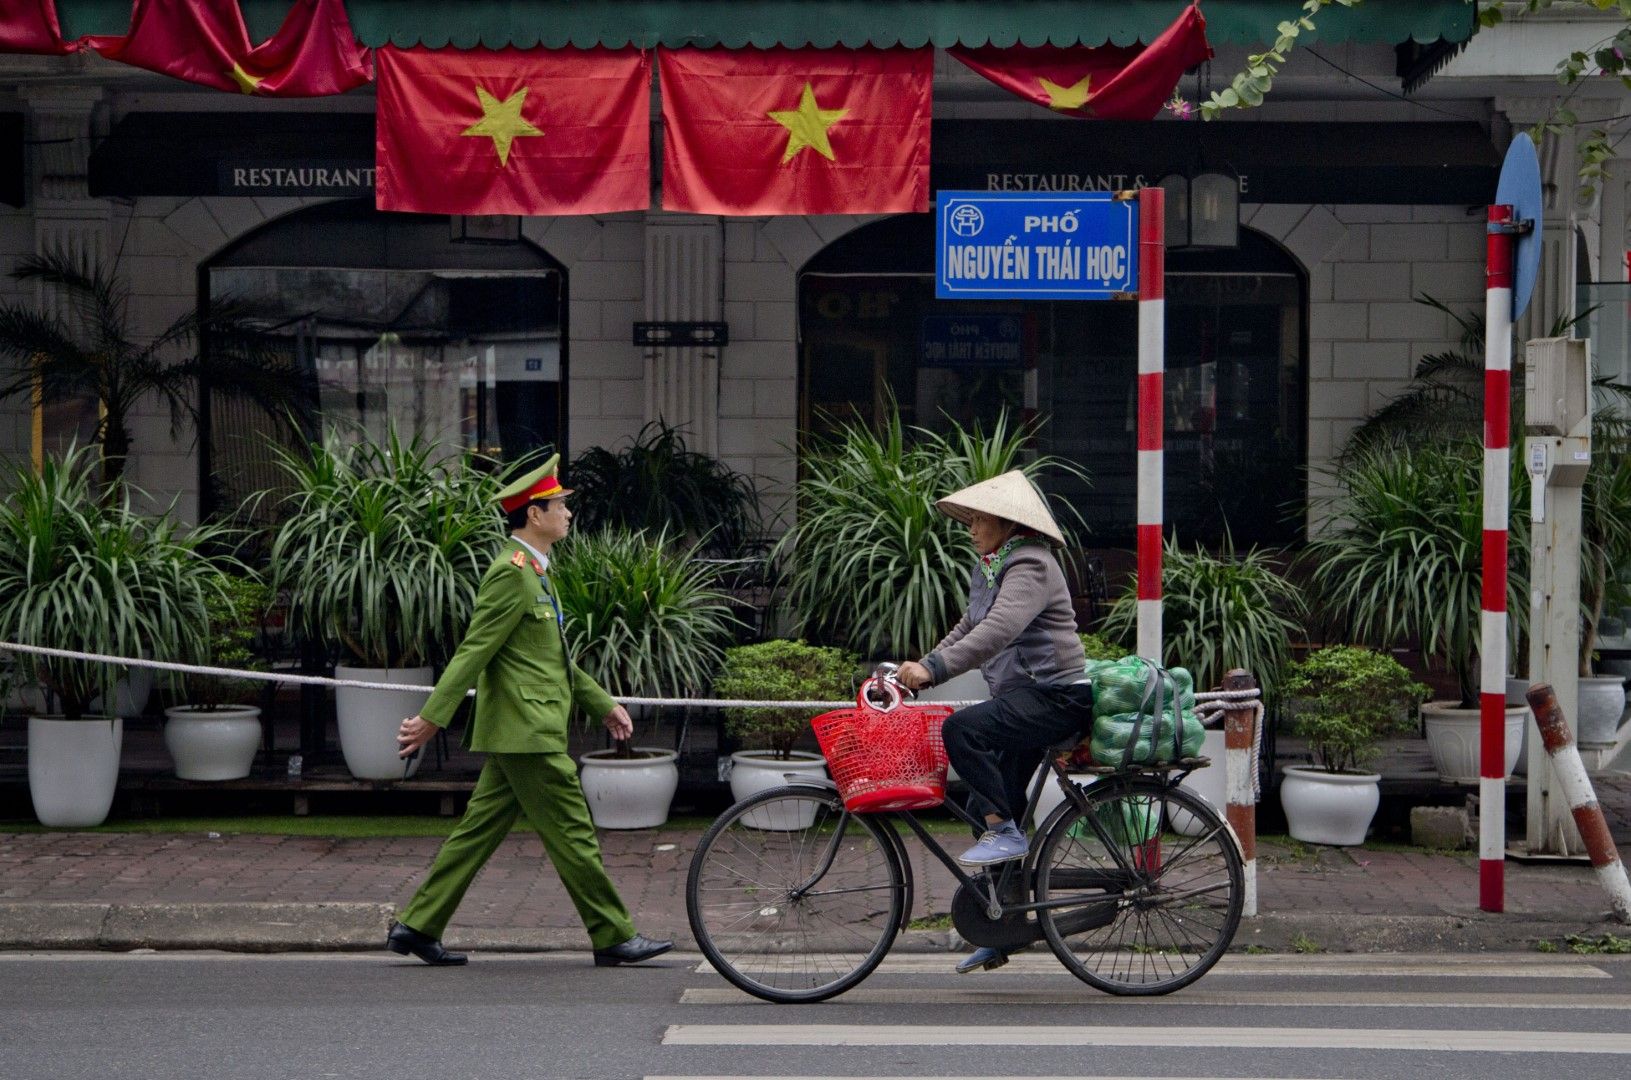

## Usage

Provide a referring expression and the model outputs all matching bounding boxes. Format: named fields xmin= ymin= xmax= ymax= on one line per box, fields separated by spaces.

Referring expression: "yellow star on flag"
xmin=768 ymin=83 xmax=847 ymax=164
xmin=227 ymin=62 xmax=263 ymax=94
xmin=1039 ymin=74 xmax=1094 ymax=111
xmin=461 ymin=86 xmax=543 ymax=168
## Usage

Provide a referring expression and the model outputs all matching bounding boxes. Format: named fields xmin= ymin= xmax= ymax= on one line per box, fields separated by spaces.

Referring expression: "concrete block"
xmin=597 ymin=377 xmax=644 ymax=418
xmin=723 ymin=301 xmax=755 ymax=336
xmin=0 ymin=902 xmax=110 ymax=948
xmin=1284 ymin=204 xmax=1350 ymax=266
xmin=526 ymin=216 xmax=603 ymax=264
xmin=1369 ymin=301 xmax=1447 ymax=340
xmin=1308 ymin=262 xmax=1334 ymax=303
xmin=568 ymin=379 xmax=601 ymax=417
xmin=719 ymin=378 xmax=755 ymax=417
xmin=98 ymin=902 xmax=393 ymax=950
xmin=724 ymin=260 xmax=796 ymax=303
xmin=1244 ymin=204 xmax=1309 ymax=242
xmin=599 ymin=299 xmax=643 ymax=343
xmin=1308 ymin=379 xmax=1368 ymax=420
xmin=1446 ymin=222 xmax=1486 ymax=263
xmin=569 ymin=259 xmax=643 ymax=301
xmin=721 ymin=341 xmax=791 ymax=380
xmin=199 ymin=197 xmax=271 ymax=248
xmin=162 ymin=198 xmax=228 ymax=254
xmin=1371 ymin=222 xmax=1446 ymax=261
xmin=759 ymin=215 xmax=824 ymax=269
xmin=569 ymin=300 xmax=602 ymax=340
xmin=1309 ymin=302 xmax=1369 ymax=341
xmin=599 ymin=219 xmax=645 ymax=262
xmin=1410 ymin=804 xmax=1471 ymax=850
xmin=809 ymin=214 xmax=874 ymax=245
xmin=1333 ymin=340 xmax=1411 ymax=380
xmin=1337 ymin=205 xmax=1411 ymax=224
xmin=723 ymin=221 xmax=756 ymax=263
xmin=1308 ymin=340 xmax=1333 ymax=380
xmin=1334 ymin=262 xmax=1413 ymax=302
xmin=1413 ymin=261 xmax=1482 ymax=305
xmin=753 ymin=377 xmax=796 ymax=418
xmin=753 ymin=300 xmax=796 ymax=342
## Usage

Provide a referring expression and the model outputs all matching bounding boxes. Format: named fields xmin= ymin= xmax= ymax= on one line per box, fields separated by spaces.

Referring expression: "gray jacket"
xmin=919 ymin=545 xmax=1086 ymax=697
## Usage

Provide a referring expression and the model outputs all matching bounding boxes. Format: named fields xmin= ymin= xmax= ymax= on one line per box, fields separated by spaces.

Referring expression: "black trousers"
xmin=941 ymin=682 xmax=1094 ymax=826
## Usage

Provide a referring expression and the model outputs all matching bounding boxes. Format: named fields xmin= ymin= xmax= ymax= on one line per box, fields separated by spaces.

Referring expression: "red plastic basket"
xmin=811 ymin=680 xmax=953 ymax=813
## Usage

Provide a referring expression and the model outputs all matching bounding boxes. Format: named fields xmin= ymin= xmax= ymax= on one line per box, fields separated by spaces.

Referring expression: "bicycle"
xmin=686 ymin=665 xmax=1245 ymax=1004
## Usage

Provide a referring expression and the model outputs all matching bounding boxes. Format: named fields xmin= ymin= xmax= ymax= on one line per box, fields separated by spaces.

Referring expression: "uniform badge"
xmin=509 ymin=550 xmax=526 ymax=568
xmin=530 ymin=559 xmax=545 ymax=575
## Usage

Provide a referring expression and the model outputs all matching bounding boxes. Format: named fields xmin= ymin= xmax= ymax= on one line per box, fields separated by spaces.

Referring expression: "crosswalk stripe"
xmin=677 ymin=987 xmax=1631 ymax=1008
xmin=660 ymin=1024 xmax=1631 ymax=1053
xmin=691 ymin=954 xmax=1612 ymax=979
xmin=645 ymin=1076 xmax=1337 ymax=1080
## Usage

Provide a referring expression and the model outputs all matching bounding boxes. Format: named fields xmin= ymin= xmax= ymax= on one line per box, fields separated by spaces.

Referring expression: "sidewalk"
xmin=3 ymin=771 xmax=1629 ymax=955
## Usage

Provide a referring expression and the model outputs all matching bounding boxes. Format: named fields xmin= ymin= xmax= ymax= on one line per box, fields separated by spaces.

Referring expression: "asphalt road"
xmin=3 ymin=949 xmax=1630 ymax=1080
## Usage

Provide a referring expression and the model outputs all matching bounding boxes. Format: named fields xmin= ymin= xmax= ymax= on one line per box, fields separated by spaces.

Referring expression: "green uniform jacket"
xmin=419 ymin=539 xmax=617 ymax=752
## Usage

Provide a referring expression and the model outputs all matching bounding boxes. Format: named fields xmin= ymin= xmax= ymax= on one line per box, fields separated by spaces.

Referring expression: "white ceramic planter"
xmin=579 ymin=747 xmax=679 ymax=829
xmin=89 ymin=665 xmax=155 ymax=719
xmin=28 ymin=715 xmax=122 ymax=827
xmin=1578 ymin=675 xmax=1627 ymax=748
xmin=1421 ymin=702 xmax=1526 ymax=783
xmin=1279 ymin=765 xmax=1380 ymax=846
xmin=729 ymin=750 xmax=828 ymax=829
xmin=163 ymin=705 xmax=262 ymax=781
xmin=1172 ymin=729 xmax=1229 ymax=836
xmin=334 ymin=665 xmax=433 ymax=780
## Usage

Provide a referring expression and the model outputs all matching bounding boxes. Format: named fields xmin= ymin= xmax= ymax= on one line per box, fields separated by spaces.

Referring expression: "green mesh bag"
xmin=1088 ymin=656 xmax=1203 ymax=768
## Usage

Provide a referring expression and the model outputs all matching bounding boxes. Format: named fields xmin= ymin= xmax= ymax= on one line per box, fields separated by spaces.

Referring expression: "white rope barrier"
xmin=0 ymin=640 xmax=1260 ymax=712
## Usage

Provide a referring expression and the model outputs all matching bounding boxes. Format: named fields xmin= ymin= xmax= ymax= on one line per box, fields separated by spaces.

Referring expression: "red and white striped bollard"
xmin=1135 ymin=185 xmax=1164 ymax=662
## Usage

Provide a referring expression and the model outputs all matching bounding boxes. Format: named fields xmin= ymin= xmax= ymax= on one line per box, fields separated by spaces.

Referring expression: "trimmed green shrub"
xmin=1283 ymin=646 xmax=1427 ymax=774
xmin=716 ymin=640 xmax=860 ymax=759
xmin=185 ymin=574 xmax=271 ymax=710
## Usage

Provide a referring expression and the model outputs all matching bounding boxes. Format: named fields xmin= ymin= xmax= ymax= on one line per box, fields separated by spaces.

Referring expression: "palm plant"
xmin=567 ymin=419 xmax=761 ymax=555
xmin=266 ymin=426 xmax=506 ymax=669
xmin=0 ymin=445 xmax=237 ymax=718
xmin=548 ymin=529 xmax=742 ymax=752
xmin=1306 ymin=440 xmax=1530 ymax=707
xmin=777 ymin=406 xmax=1089 ymax=658
xmin=0 ymin=247 xmax=309 ymax=488
xmin=1102 ymin=534 xmax=1306 ymax=700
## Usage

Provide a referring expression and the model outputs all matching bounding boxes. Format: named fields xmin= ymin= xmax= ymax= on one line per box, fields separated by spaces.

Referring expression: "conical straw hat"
xmin=935 ymin=470 xmax=1066 ymax=546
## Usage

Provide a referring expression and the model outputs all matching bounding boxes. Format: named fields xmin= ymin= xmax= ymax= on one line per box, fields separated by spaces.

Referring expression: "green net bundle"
xmin=1088 ymin=656 xmax=1204 ymax=768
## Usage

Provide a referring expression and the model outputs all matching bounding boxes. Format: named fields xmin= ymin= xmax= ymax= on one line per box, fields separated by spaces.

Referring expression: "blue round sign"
xmin=1494 ymin=132 xmax=1544 ymax=321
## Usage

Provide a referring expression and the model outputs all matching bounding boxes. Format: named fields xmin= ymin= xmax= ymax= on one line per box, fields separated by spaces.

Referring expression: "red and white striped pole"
xmin=1525 ymin=683 xmax=1631 ymax=922
xmin=1480 ymin=204 xmax=1515 ymax=913
xmin=1136 ymin=185 xmax=1165 ymax=662
xmin=1223 ymin=669 xmax=1260 ymax=916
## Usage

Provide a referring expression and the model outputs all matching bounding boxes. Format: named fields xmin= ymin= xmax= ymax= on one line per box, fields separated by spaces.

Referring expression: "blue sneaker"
xmin=958 ymin=822 xmax=1027 ymax=866
xmin=955 ymin=946 xmax=1011 ymax=974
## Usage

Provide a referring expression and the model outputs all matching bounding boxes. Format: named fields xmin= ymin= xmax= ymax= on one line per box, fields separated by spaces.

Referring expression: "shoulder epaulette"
xmin=509 ymin=549 xmax=527 ymax=568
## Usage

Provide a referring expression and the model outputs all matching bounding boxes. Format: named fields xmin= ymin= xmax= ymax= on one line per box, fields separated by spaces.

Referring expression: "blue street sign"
xmin=919 ymin=315 xmax=1026 ymax=369
xmin=1494 ymin=132 xmax=1544 ymax=321
xmin=936 ymin=190 xmax=1139 ymax=301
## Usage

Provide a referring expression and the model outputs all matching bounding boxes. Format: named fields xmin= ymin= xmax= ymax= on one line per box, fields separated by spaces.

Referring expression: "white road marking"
xmin=677 ymin=986 xmax=1631 ymax=1008
xmin=660 ymin=1024 xmax=1631 ymax=1053
xmin=691 ymin=953 xmax=1613 ymax=978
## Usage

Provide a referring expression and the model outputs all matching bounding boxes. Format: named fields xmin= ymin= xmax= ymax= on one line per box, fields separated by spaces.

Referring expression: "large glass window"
xmin=799 ymin=216 xmax=1306 ymax=546
xmin=202 ymin=201 xmax=565 ymax=517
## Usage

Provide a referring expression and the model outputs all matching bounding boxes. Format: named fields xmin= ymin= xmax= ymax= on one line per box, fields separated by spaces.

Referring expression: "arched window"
xmin=798 ymin=214 xmax=1308 ymax=546
xmin=201 ymin=199 xmax=566 ymax=516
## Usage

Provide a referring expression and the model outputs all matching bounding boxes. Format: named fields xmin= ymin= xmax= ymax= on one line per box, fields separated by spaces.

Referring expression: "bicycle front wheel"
xmin=1035 ymin=778 xmax=1243 ymax=995
xmin=686 ymin=784 xmax=905 ymax=1003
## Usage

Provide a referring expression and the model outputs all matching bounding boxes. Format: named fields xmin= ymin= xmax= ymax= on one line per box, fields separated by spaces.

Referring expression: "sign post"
xmin=1483 ymin=133 xmax=1542 ymax=911
xmin=936 ymin=189 xmax=1162 ymax=660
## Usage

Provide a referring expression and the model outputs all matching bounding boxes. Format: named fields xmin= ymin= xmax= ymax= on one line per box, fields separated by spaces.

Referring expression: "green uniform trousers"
xmin=397 ymin=751 xmax=636 ymax=950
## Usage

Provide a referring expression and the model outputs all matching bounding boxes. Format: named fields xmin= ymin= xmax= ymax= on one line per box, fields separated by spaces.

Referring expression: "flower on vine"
xmin=1164 ymin=92 xmax=1195 ymax=121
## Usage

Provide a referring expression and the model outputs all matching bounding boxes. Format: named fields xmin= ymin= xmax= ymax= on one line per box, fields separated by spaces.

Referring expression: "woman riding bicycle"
xmin=896 ymin=470 xmax=1091 ymax=975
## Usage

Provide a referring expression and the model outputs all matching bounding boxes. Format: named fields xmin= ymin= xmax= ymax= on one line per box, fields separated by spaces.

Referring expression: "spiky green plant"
xmin=1103 ymin=534 xmax=1306 ymax=699
xmin=548 ymin=529 xmax=742 ymax=741
xmin=0 ymin=446 xmax=237 ymax=718
xmin=1307 ymin=440 xmax=1530 ymax=707
xmin=567 ymin=419 xmax=760 ymax=555
xmin=777 ymin=407 xmax=1089 ymax=658
xmin=266 ymin=426 xmax=506 ymax=669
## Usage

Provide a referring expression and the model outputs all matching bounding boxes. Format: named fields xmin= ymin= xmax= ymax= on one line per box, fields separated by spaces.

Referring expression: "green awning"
xmin=54 ymin=1 xmax=1478 ymax=50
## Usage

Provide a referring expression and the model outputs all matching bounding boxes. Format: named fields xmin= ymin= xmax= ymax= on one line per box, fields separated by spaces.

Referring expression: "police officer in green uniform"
xmin=387 ymin=457 xmax=672 ymax=967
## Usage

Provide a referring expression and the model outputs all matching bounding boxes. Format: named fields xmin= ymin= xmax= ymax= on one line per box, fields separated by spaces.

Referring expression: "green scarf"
xmin=978 ymin=535 xmax=1045 ymax=587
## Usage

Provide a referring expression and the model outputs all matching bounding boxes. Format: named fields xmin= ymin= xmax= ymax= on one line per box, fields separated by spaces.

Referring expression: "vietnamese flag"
xmin=87 ymin=0 xmax=370 ymax=97
xmin=949 ymin=3 xmax=1211 ymax=120
xmin=659 ymin=47 xmax=930 ymax=216
xmin=0 ymin=1 xmax=78 ymax=55
xmin=376 ymin=47 xmax=651 ymax=216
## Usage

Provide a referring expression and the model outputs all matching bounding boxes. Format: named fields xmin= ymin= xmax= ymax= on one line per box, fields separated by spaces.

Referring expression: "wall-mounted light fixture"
xmin=632 ymin=321 xmax=730 ymax=347
xmin=1156 ymin=171 xmax=1239 ymax=250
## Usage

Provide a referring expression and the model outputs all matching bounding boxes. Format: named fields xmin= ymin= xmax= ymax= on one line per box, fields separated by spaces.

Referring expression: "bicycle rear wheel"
xmin=1035 ymin=777 xmax=1242 ymax=995
xmin=686 ymin=784 xmax=905 ymax=1003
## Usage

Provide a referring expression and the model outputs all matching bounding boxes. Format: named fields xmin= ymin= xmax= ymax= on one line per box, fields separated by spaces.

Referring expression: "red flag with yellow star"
xmin=659 ymin=47 xmax=930 ymax=215
xmin=375 ymin=46 xmax=650 ymax=216
xmin=948 ymin=3 xmax=1210 ymax=120
xmin=86 ymin=0 xmax=369 ymax=97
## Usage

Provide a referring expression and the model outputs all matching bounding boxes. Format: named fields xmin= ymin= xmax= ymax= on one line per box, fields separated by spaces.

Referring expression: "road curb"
xmin=1 ymin=902 xmax=1622 ymax=954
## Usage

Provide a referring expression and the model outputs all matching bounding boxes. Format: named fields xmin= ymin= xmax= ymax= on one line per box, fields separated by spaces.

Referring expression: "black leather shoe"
xmin=386 ymin=921 xmax=467 ymax=966
xmin=593 ymin=933 xmax=673 ymax=967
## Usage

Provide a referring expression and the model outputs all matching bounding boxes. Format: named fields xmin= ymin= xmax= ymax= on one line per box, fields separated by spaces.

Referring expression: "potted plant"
xmin=551 ymin=529 xmax=741 ymax=829
xmin=1102 ymin=533 xmax=1307 ymax=702
xmin=163 ymin=574 xmax=271 ymax=781
xmin=777 ymin=404 xmax=1088 ymax=658
xmin=1278 ymin=646 xmax=1428 ymax=846
xmin=0 ymin=447 xmax=229 ymax=825
xmin=567 ymin=419 xmax=762 ymax=556
xmin=1307 ymin=441 xmax=1529 ymax=782
xmin=267 ymin=427 xmax=505 ymax=780
xmin=716 ymin=640 xmax=858 ymax=828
